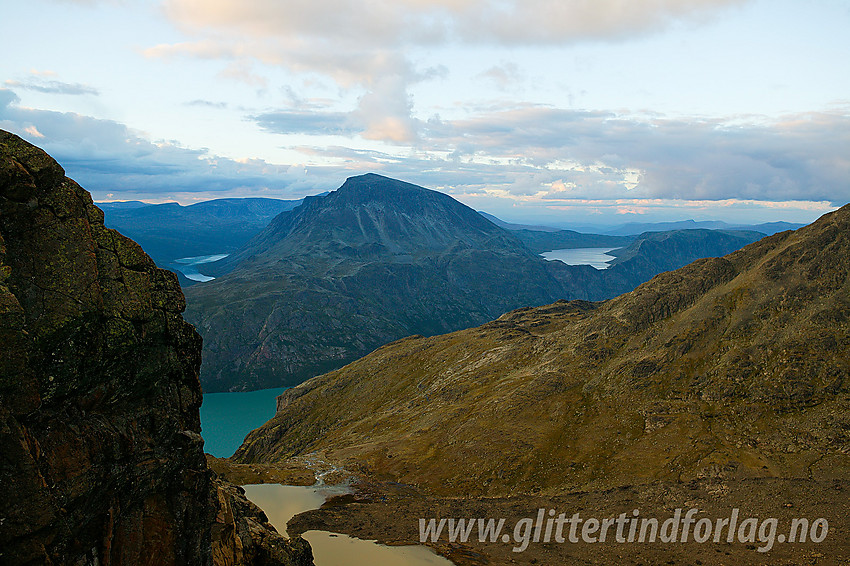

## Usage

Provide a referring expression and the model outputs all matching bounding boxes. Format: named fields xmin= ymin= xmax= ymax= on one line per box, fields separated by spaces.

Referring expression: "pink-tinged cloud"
xmin=162 ymin=0 xmax=749 ymax=47
xmin=150 ymin=0 xmax=750 ymax=146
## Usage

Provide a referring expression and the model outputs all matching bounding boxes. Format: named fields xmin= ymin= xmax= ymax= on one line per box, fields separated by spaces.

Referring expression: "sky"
xmin=2 ymin=0 xmax=849 ymax=227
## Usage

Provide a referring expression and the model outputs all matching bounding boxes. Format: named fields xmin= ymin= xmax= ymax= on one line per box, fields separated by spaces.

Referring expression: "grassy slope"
xmin=236 ymin=206 xmax=850 ymax=497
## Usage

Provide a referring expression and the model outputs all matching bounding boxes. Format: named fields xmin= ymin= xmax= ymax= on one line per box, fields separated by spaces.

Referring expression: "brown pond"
xmin=242 ymin=483 xmax=454 ymax=566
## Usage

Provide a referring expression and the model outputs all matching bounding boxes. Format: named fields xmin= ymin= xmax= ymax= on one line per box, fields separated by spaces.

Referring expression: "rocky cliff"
xmin=0 ymin=130 xmax=311 ymax=565
xmin=237 ymin=203 xmax=849 ymax=496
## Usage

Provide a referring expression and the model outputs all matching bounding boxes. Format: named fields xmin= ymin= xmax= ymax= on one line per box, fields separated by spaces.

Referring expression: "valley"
xmin=225 ymin=204 xmax=849 ymax=564
xmin=539 ymin=247 xmax=618 ymax=269
xmin=4 ymin=1 xmax=846 ymax=564
xmin=100 ymin=197 xmax=305 ymax=285
xmin=237 ymin=206 xmax=849 ymax=496
xmin=4 ymin=129 xmax=845 ymax=565
xmin=94 ymin=169 xmax=838 ymax=564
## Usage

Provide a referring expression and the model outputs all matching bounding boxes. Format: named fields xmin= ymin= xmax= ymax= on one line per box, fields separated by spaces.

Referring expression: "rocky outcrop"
xmin=0 ymin=130 xmax=311 ymax=565
xmin=210 ymin=478 xmax=312 ymax=566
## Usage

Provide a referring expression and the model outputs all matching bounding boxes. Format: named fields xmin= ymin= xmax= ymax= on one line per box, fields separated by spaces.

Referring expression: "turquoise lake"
xmin=200 ymin=387 xmax=288 ymax=457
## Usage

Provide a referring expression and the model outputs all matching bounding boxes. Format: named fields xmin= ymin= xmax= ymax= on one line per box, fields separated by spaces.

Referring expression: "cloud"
xmin=184 ymin=99 xmax=228 ymax=108
xmin=283 ymin=141 xmax=839 ymax=225
xmin=280 ymin=105 xmax=850 ymax=206
xmin=0 ymin=88 xmax=331 ymax=200
xmin=151 ymin=0 xmax=748 ymax=145
xmin=146 ymin=38 xmax=421 ymax=143
xmin=409 ymin=107 xmax=850 ymax=204
xmin=478 ymin=62 xmax=523 ymax=90
xmin=23 ymin=125 xmax=45 ymax=138
xmin=162 ymin=0 xmax=748 ymax=48
xmin=3 ymin=83 xmax=845 ymax=221
xmin=0 ymin=89 xmax=19 ymax=108
xmin=4 ymin=77 xmax=100 ymax=96
xmin=352 ymin=73 xmax=418 ymax=142
xmin=251 ymin=110 xmax=356 ymax=135
xmin=217 ymin=60 xmax=268 ymax=89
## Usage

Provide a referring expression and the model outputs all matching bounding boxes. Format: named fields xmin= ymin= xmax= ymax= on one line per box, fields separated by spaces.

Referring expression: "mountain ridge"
xmin=211 ymin=173 xmax=529 ymax=275
xmin=101 ymin=196 xmax=305 ymax=276
xmin=235 ymin=203 xmax=849 ymax=496
xmin=479 ymin=211 xmax=807 ymax=237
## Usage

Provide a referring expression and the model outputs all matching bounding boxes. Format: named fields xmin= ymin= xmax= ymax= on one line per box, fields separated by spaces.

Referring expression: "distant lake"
xmin=171 ymin=253 xmax=229 ymax=282
xmin=540 ymin=247 xmax=617 ymax=270
xmin=200 ymin=387 xmax=287 ymax=457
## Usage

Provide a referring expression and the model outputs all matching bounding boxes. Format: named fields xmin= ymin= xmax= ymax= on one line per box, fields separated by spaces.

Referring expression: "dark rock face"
xmin=210 ymin=478 xmax=313 ymax=566
xmin=0 ymin=131 xmax=311 ymax=566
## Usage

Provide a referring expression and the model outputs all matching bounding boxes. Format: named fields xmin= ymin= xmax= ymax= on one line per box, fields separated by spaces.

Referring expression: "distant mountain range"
xmin=478 ymin=211 xmax=562 ymax=232
xmin=100 ymin=197 xmax=305 ymax=283
xmin=601 ymin=218 xmax=806 ymax=236
xmin=480 ymin=212 xmax=806 ymax=237
xmin=237 ymin=203 xmax=850 ymax=498
xmin=97 ymin=200 xmax=151 ymax=210
xmin=183 ymin=174 xmax=763 ymax=392
xmin=99 ymin=197 xmax=803 ymax=287
xmin=509 ymin=229 xmax=632 ymax=254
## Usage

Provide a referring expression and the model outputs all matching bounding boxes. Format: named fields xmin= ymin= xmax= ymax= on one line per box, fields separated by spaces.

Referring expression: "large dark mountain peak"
xmin=185 ymin=175 xmax=568 ymax=391
xmin=222 ymin=174 xmax=520 ymax=273
xmin=334 ymin=172 xmax=437 ymax=200
xmin=328 ymin=174 xmax=489 ymax=227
